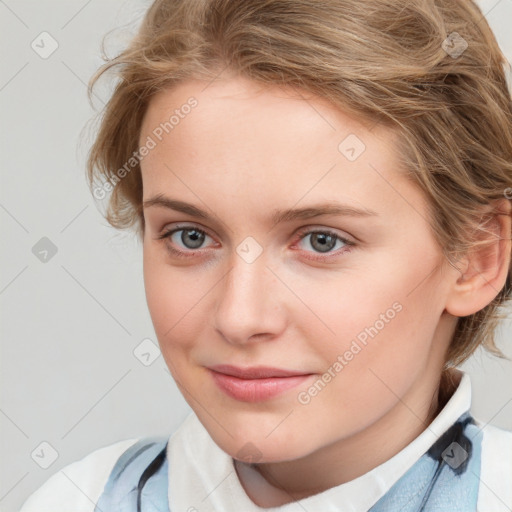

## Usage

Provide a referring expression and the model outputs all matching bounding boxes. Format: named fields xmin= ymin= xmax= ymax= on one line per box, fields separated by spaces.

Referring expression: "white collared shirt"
xmin=20 ymin=371 xmax=512 ymax=511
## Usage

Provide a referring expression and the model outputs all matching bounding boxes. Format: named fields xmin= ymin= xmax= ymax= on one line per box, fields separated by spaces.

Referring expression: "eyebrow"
xmin=142 ymin=194 xmax=379 ymax=225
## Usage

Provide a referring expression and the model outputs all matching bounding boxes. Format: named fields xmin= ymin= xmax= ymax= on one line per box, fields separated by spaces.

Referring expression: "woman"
xmin=21 ymin=0 xmax=512 ymax=510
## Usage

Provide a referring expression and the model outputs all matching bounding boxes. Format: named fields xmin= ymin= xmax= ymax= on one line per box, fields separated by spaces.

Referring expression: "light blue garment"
xmin=94 ymin=411 xmax=482 ymax=512
xmin=369 ymin=410 xmax=482 ymax=511
xmin=94 ymin=437 xmax=169 ymax=512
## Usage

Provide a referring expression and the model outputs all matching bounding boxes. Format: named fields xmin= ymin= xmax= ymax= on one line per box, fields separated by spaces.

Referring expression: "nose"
xmin=213 ymin=250 xmax=288 ymax=345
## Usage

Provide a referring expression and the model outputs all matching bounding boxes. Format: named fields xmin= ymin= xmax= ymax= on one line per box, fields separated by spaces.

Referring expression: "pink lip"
xmin=208 ymin=365 xmax=314 ymax=402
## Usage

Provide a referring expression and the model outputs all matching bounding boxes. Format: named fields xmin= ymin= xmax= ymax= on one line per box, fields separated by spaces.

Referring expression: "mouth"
xmin=207 ymin=364 xmax=315 ymax=402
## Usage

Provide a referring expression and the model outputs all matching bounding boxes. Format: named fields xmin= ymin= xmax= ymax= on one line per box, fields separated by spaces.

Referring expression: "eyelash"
xmin=156 ymin=224 xmax=355 ymax=261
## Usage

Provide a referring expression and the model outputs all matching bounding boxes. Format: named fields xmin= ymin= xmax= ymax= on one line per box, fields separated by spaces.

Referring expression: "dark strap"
xmin=94 ymin=437 xmax=170 ymax=512
xmin=369 ymin=411 xmax=482 ymax=512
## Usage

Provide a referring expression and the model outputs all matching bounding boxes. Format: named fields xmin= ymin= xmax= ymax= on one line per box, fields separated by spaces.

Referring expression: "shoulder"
xmin=476 ymin=418 xmax=512 ymax=512
xmin=19 ymin=438 xmax=140 ymax=512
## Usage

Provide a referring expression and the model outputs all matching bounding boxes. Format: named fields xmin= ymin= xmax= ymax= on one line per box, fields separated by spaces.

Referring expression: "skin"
xmin=139 ymin=75 xmax=511 ymax=506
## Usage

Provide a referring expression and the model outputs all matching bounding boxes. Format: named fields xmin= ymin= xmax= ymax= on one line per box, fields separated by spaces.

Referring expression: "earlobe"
xmin=444 ymin=198 xmax=512 ymax=318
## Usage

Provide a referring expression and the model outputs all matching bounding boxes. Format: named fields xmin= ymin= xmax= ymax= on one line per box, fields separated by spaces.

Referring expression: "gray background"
xmin=1 ymin=1 xmax=512 ymax=511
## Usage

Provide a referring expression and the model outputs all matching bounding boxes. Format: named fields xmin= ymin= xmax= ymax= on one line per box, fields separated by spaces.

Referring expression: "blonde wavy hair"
xmin=87 ymin=0 xmax=512 ymax=372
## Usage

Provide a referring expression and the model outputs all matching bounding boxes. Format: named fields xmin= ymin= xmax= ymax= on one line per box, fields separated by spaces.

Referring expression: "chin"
xmin=201 ymin=417 xmax=315 ymax=463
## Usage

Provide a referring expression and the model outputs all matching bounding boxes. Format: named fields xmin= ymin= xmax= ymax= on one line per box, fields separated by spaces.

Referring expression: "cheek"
xmin=308 ymin=269 xmax=443 ymax=419
xmin=302 ymin=250 xmax=442 ymax=371
xmin=294 ymin=297 xmax=436 ymax=439
xmin=286 ymin=265 xmax=404 ymax=356
xmin=142 ymin=246 xmax=203 ymax=350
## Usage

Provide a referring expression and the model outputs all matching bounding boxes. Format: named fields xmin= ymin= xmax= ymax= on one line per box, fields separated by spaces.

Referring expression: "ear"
xmin=444 ymin=198 xmax=512 ymax=317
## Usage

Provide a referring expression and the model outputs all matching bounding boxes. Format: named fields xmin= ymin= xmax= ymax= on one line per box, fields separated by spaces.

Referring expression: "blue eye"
xmin=156 ymin=225 xmax=355 ymax=260
xmin=297 ymin=230 xmax=345 ymax=253
xmin=175 ymin=228 xmax=205 ymax=249
xmin=293 ymin=228 xmax=355 ymax=260
xmin=157 ymin=226 xmax=213 ymax=253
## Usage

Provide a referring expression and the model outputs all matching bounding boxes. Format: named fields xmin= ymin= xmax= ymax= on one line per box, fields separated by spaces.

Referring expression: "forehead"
xmin=141 ymin=75 xmax=374 ymax=149
xmin=139 ymin=76 xmax=428 ymax=224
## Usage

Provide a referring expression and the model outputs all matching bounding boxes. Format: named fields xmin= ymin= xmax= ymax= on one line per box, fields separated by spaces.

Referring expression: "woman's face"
xmin=140 ymin=75 xmax=458 ymax=463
